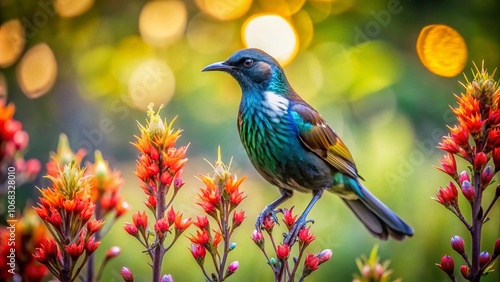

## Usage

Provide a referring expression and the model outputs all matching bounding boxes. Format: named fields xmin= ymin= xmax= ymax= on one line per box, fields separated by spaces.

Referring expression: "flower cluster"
xmin=0 ymin=208 xmax=49 ymax=282
xmin=352 ymin=245 xmax=400 ymax=282
xmin=435 ymin=66 xmax=500 ymax=281
xmin=251 ymin=208 xmax=332 ymax=281
xmin=189 ymin=148 xmax=246 ymax=281
xmin=124 ymin=104 xmax=190 ymax=281
xmin=41 ymin=133 xmax=126 ymax=281
xmin=33 ymin=162 xmax=103 ymax=282
xmin=0 ymin=102 xmax=40 ymax=194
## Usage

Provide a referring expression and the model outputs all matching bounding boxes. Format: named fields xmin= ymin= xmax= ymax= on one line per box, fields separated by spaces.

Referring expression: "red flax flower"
xmin=34 ymin=162 xmax=102 ymax=282
xmin=125 ymin=104 xmax=190 ymax=282
xmin=435 ymin=65 xmax=500 ymax=281
xmin=191 ymin=148 xmax=247 ymax=282
xmin=0 ymin=102 xmax=40 ymax=193
xmin=0 ymin=208 xmax=49 ymax=282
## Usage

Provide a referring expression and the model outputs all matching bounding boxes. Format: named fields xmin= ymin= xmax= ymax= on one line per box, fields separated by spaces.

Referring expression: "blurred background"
xmin=1 ymin=0 xmax=500 ymax=281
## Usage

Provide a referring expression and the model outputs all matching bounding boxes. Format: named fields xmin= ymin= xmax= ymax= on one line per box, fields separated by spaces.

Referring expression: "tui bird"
xmin=202 ymin=48 xmax=413 ymax=241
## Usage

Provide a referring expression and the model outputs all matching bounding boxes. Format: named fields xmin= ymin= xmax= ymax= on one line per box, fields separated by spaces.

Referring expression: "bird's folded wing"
xmin=291 ymin=103 xmax=359 ymax=179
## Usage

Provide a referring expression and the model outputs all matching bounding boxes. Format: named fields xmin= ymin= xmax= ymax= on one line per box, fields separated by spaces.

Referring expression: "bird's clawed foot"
xmin=284 ymin=217 xmax=314 ymax=246
xmin=255 ymin=206 xmax=280 ymax=231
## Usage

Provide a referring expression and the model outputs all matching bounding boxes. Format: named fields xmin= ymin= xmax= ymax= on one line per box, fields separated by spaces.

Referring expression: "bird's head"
xmin=202 ymin=48 xmax=291 ymax=94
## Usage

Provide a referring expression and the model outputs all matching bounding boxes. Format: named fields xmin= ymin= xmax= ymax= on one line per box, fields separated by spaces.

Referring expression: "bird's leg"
xmin=284 ymin=188 xmax=325 ymax=246
xmin=256 ymin=188 xmax=293 ymax=230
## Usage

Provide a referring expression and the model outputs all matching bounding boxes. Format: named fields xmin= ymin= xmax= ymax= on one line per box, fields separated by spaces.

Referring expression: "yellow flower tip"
xmin=94 ymin=150 xmax=108 ymax=179
xmin=56 ymin=133 xmax=75 ymax=165
xmin=146 ymin=104 xmax=166 ymax=136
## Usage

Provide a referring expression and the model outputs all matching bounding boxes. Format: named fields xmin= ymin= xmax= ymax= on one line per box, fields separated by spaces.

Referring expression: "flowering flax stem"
xmin=86 ymin=202 xmax=102 ymax=281
xmin=470 ymin=172 xmax=483 ymax=282
xmin=218 ymin=200 xmax=230 ymax=280
xmin=62 ymin=220 xmax=71 ymax=282
xmin=153 ymin=181 xmax=167 ymax=282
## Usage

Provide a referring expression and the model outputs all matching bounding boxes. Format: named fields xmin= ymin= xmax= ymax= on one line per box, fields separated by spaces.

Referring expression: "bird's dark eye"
xmin=243 ymin=59 xmax=254 ymax=67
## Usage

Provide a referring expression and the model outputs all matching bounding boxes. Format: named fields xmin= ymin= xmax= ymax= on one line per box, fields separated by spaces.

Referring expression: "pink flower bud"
xmin=474 ymin=152 xmax=488 ymax=169
xmin=479 ymin=251 xmax=491 ymax=268
xmin=450 ymin=236 xmax=465 ymax=254
xmin=461 ymin=180 xmax=475 ymax=202
xmin=481 ymin=166 xmax=494 ymax=187
xmin=458 ymin=171 xmax=470 ymax=185
xmin=317 ymin=249 xmax=333 ymax=264
xmin=105 ymin=246 xmax=121 ymax=260
xmin=160 ymin=274 xmax=173 ymax=282
xmin=438 ymin=255 xmax=454 ymax=276
xmin=227 ymin=261 xmax=239 ymax=275
xmin=251 ymin=230 xmax=264 ymax=249
xmin=13 ymin=130 xmax=29 ymax=150
xmin=120 ymin=267 xmax=134 ymax=282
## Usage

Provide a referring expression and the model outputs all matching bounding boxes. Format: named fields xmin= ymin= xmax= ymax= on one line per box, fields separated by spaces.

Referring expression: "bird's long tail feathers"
xmin=341 ymin=182 xmax=413 ymax=241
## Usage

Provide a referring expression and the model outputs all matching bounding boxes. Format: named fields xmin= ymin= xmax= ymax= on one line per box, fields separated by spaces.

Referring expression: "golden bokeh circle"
xmin=416 ymin=24 xmax=468 ymax=77
xmin=55 ymin=0 xmax=95 ymax=18
xmin=139 ymin=0 xmax=187 ymax=47
xmin=196 ymin=0 xmax=252 ymax=21
xmin=0 ymin=19 xmax=25 ymax=68
xmin=17 ymin=43 xmax=57 ymax=99
xmin=242 ymin=14 xmax=299 ymax=66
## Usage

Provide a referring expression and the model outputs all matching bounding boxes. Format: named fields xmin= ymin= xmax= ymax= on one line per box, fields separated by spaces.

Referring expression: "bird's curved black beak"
xmin=201 ymin=61 xmax=233 ymax=72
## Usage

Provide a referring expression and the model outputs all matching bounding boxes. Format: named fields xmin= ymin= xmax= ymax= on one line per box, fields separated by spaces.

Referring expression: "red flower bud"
xmin=435 ymin=181 xmax=459 ymax=206
xmin=124 ymin=223 xmax=139 ymax=236
xmin=481 ymin=166 xmax=494 ymax=187
xmin=232 ymin=210 xmax=245 ymax=227
xmin=450 ymin=236 xmax=465 ymax=254
xmin=132 ymin=211 xmax=148 ymax=231
xmin=149 ymin=145 xmax=159 ymax=161
xmin=474 ymin=152 xmax=488 ymax=169
xmin=438 ymin=153 xmax=457 ymax=177
xmin=154 ymin=218 xmax=170 ymax=236
xmin=449 ymin=125 xmax=469 ymax=147
xmin=282 ymin=208 xmax=297 ymax=230
xmin=276 ymin=244 xmax=290 ymax=260
xmin=298 ymin=227 xmax=315 ymax=247
xmin=494 ymin=238 xmax=500 ymax=256
xmin=479 ymin=251 xmax=491 ymax=268
xmin=460 ymin=265 xmax=469 ymax=279
xmin=489 ymin=110 xmax=500 ymax=126
xmin=493 ymin=148 xmax=500 ymax=172
xmin=85 ymin=237 xmax=100 ymax=254
xmin=304 ymin=253 xmax=319 ymax=271
xmin=161 ymin=171 xmax=173 ymax=185
xmin=461 ymin=180 xmax=475 ymax=202
xmin=458 ymin=171 xmax=470 ymax=185
xmin=121 ymin=267 xmax=134 ymax=282
xmin=193 ymin=215 xmax=209 ymax=230
xmin=437 ymin=255 xmax=454 ymax=276
xmin=190 ymin=244 xmax=206 ymax=263
xmin=261 ymin=215 xmax=275 ymax=232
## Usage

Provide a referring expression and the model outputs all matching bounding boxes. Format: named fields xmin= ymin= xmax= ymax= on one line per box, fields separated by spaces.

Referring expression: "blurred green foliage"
xmin=1 ymin=0 xmax=500 ymax=281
